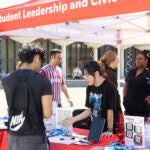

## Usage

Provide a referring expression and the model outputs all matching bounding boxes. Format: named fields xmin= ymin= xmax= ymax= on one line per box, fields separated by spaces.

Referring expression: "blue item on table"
xmin=106 ymin=142 xmax=137 ymax=150
xmin=47 ymin=128 xmax=70 ymax=137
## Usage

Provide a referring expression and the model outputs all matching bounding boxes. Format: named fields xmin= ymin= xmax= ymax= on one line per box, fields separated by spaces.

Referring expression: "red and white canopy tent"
xmin=0 ymin=0 xmax=150 ymax=51
xmin=0 ymin=0 xmax=150 ymax=45
xmin=0 ymin=0 xmax=150 ymax=85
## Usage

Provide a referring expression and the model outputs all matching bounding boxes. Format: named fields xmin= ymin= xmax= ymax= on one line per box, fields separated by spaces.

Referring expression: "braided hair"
xmin=99 ymin=51 xmax=117 ymax=71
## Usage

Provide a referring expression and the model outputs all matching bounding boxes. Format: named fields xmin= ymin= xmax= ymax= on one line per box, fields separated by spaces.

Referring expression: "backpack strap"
xmin=9 ymin=71 xmax=34 ymax=108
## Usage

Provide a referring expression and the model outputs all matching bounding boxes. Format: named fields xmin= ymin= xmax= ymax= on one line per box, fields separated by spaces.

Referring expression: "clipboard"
xmin=88 ymin=117 xmax=105 ymax=143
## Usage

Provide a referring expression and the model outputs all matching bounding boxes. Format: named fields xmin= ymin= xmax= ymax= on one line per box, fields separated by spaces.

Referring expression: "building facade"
xmin=0 ymin=37 xmax=145 ymax=81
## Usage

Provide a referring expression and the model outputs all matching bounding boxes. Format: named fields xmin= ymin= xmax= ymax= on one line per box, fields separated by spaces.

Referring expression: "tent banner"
xmin=0 ymin=0 xmax=150 ymax=32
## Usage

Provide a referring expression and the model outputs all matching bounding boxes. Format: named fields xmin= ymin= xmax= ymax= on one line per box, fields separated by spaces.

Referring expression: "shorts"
xmin=8 ymin=134 xmax=50 ymax=150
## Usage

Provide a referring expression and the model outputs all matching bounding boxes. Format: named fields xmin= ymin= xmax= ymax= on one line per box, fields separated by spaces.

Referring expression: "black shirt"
xmin=2 ymin=69 xmax=52 ymax=135
xmin=105 ymin=67 xmax=118 ymax=88
xmin=85 ymin=80 xmax=119 ymax=133
xmin=124 ymin=68 xmax=150 ymax=116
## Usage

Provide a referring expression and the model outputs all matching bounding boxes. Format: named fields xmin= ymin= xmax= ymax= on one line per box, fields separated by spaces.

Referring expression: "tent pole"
xmin=117 ymin=43 xmax=121 ymax=90
xmin=62 ymin=44 xmax=66 ymax=79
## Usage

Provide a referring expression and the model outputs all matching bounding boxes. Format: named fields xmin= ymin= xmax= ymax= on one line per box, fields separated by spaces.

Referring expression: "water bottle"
xmin=145 ymin=117 xmax=150 ymax=148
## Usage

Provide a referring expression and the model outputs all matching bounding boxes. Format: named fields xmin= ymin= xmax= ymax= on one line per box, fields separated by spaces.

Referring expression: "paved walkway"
xmin=0 ymin=87 xmax=124 ymax=117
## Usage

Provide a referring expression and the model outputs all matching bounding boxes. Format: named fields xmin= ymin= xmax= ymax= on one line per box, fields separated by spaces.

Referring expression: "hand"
xmin=68 ymin=99 xmax=73 ymax=107
xmin=61 ymin=117 xmax=74 ymax=127
xmin=101 ymin=131 xmax=113 ymax=137
xmin=145 ymin=95 xmax=150 ymax=103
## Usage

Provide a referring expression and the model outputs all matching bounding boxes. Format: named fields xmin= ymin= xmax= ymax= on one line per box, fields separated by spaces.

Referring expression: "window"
xmin=98 ymin=45 xmax=117 ymax=60
xmin=124 ymin=46 xmax=140 ymax=78
xmin=66 ymin=42 xmax=93 ymax=79
xmin=0 ymin=38 xmax=21 ymax=73
xmin=0 ymin=38 xmax=61 ymax=73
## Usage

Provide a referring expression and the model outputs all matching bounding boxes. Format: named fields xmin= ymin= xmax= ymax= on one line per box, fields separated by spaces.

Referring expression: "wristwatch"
xmin=107 ymin=128 xmax=113 ymax=132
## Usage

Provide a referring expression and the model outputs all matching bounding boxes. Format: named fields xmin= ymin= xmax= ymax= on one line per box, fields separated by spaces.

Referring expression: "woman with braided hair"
xmin=99 ymin=51 xmax=124 ymax=142
xmin=99 ymin=51 xmax=122 ymax=113
xmin=99 ymin=51 xmax=119 ymax=88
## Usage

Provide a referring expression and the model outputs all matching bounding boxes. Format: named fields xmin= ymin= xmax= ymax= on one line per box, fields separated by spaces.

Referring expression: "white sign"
xmin=124 ymin=115 xmax=145 ymax=148
xmin=56 ymin=108 xmax=73 ymax=135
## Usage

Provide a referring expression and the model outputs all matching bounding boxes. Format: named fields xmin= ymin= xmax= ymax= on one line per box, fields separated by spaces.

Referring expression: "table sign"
xmin=124 ymin=115 xmax=145 ymax=148
xmin=145 ymin=117 xmax=150 ymax=149
xmin=56 ymin=108 xmax=73 ymax=135
xmin=43 ymin=101 xmax=58 ymax=131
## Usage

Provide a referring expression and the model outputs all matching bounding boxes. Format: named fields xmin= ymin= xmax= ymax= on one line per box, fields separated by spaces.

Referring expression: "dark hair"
xmin=143 ymin=49 xmax=150 ymax=68
xmin=18 ymin=43 xmax=45 ymax=64
xmin=83 ymin=61 xmax=106 ymax=77
xmin=50 ymin=49 xmax=61 ymax=57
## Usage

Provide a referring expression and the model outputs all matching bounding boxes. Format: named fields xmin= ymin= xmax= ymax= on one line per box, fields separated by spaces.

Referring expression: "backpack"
xmin=8 ymin=73 xmax=42 ymax=135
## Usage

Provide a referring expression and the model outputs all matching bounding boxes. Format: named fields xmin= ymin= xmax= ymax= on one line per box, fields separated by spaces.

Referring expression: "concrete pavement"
xmin=0 ymin=87 xmax=124 ymax=118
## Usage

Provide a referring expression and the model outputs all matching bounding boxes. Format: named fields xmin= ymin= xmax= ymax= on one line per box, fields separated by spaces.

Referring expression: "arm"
xmin=107 ymin=109 xmax=114 ymax=130
xmin=42 ymin=95 xmax=52 ymax=118
xmin=62 ymin=84 xmax=69 ymax=99
xmin=102 ymin=109 xmax=114 ymax=137
xmin=62 ymin=84 xmax=73 ymax=107
xmin=62 ymin=108 xmax=92 ymax=126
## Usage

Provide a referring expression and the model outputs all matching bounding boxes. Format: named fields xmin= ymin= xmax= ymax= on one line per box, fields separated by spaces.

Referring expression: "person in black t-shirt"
xmin=123 ymin=51 xmax=150 ymax=117
xmin=62 ymin=61 xmax=120 ymax=137
xmin=2 ymin=43 xmax=52 ymax=150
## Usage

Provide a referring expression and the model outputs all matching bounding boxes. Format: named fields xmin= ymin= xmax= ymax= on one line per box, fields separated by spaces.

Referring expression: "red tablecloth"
xmin=0 ymin=130 xmax=7 ymax=150
xmin=50 ymin=128 xmax=118 ymax=150
xmin=0 ymin=128 xmax=118 ymax=150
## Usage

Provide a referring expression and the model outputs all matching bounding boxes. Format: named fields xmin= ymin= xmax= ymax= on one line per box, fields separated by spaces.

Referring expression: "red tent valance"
xmin=0 ymin=0 xmax=150 ymax=32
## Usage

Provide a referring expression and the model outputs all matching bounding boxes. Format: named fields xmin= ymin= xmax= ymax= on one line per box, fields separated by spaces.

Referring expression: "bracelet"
xmin=107 ymin=128 xmax=113 ymax=132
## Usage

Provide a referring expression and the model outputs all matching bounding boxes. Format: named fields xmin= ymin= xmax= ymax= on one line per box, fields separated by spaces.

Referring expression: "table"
xmin=0 ymin=129 xmax=7 ymax=150
xmin=0 ymin=128 xmax=118 ymax=150
xmin=50 ymin=128 xmax=118 ymax=150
